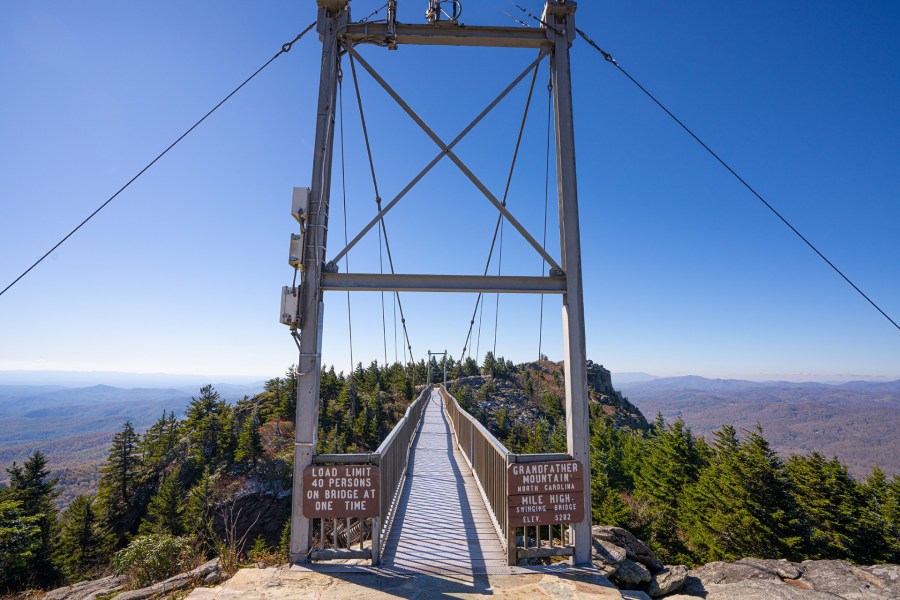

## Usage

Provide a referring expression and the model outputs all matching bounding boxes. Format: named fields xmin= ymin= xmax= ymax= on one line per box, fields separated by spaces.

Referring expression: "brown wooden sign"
xmin=507 ymin=460 xmax=585 ymax=527
xmin=302 ymin=465 xmax=380 ymax=519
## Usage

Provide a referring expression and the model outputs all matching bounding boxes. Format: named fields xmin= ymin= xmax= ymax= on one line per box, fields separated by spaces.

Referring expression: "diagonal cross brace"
xmin=327 ymin=45 xmax=561 ymax=274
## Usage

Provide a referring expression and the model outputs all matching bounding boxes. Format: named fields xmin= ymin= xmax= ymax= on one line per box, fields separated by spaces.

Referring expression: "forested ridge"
xmin=450 ymin=358 xmax=900 ymax=567
xmin=1 ymin=356 xmax=898 ymax=596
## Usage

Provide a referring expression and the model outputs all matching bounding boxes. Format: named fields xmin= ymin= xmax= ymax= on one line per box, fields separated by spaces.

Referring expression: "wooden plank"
xmin=379 ymin=391 xmax=508 ymax=572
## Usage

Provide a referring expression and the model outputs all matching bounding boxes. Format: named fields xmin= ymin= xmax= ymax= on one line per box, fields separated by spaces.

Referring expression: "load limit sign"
xmin=302 ymin=465 xmax=380 ymax=519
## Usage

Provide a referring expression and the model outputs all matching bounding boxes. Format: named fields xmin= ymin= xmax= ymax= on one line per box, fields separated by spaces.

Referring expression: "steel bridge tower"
xmin=288 ymin=0 xmax=591 ymax=565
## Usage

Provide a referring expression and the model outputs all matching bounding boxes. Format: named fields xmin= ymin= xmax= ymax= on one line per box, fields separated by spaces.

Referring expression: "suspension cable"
xmin=338 ymin=69 xmax=354 ymax=370
xmin=348 ymin=54 xmax=417 ymax=365
xmin=0 ymin=22 xmax=316 ymax=299
xmin=460 ymin=58 xmax=541 ymax=360
xmin=577 ymin=27 xmax=900 ymax=333
xmin=538 ymin=70 xmax=553 ymax=362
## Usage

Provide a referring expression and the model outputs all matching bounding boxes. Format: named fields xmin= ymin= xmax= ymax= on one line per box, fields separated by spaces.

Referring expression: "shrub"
xmin=113 ymin=534 xmax=192 ymax=589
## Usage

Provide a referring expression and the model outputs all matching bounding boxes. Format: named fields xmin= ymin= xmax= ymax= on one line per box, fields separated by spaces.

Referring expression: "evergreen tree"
xmin=183 ymin=468 xmax=213 ymax=550
xmin=137 ymin=411 xmax=180 ymax=491
xmin=4 ymin=450 xmax=61 ymax=586
xmin=595 ymin=490 xmax=632 ymax=529
xmin=481 ymin=351 xmax=497 ymax=377
xmin=54 ymin=495 xmax=114 ymax=582
xmin=853 ymin=467 xmax=897 ymax=564
xmin=885 ymin=475 xmax=900 ymax=561
xmin=633 ymin=418 xmax=702 ymax=563
xmin=97 ymin=421 xmax=141 ymax=539
xmin=184 ymin=385 xmax=231 ymax=466
xmin=786 ymin=452 xmax=859 ymax=559
xmin=680 ymin=426 xmax=804 ymax=562
xmin=141 ymin=468 xmax=185 ymax=536
xmin=235 ymin=409 xmax=264 ymax=468
xmin=0 ymin=499 xmax=41 ymax=592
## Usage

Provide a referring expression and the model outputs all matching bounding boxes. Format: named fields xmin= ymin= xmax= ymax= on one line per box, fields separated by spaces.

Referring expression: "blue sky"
xmin=1 ymin=1 xmax=898 ymax=381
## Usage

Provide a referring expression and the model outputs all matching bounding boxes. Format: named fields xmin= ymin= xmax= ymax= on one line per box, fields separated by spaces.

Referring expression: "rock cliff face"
xmin=450 ymin=360 xmax=651 ymax=435
xmin=585 ymin=361 xmax=650 ymax=432
xmin=589 ymin=526 xmax=900 ymax=599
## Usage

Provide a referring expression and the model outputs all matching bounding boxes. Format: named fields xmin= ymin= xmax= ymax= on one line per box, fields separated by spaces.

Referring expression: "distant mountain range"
xmin=617 ymin=376 xmax=900 ymax=479
xmin=0 ymin=369 xmax=269 ymax=388
xmin=0 ymin=381 xmax=265 ymax=505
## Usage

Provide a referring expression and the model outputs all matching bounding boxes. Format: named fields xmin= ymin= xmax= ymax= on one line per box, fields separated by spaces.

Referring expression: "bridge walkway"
xmin=379 ymin=388 xmax=508 ymax=574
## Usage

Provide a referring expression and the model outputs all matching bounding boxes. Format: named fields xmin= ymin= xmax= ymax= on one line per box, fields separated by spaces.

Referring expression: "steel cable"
xmin=577 ymin=27 xmax=900 ymax=332
xmin=0 ymin=22 xmax=317 ymax=299
xmin=460 ymin=58 xmax=541 ymax=360
xmin=347 ymin=53 xmax=416 ymax=366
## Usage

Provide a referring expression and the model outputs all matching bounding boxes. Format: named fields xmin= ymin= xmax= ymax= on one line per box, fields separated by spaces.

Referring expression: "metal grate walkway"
xmin=380 ymin=389 xmax=509 ymax=574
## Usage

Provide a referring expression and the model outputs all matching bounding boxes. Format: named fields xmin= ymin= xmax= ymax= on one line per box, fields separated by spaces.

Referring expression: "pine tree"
xmin=786 ymin=452 xmax=859 ymax=559
xmin=0 ymin=499 xmax=41 ymax=592
xmin=54 ymin=495 xmax=114 ymax=582
xmin=885 ymin=475 xmax=900 ymax=562
xmin=183 ymin=469 xmax=213 ymax=550
xmin=680 ymin=426 xmax=804 ymax=563
xmin=633 ymin=418 xmax=702 ymax=563
xmin=4 ymin=450 xmax=61 ymax=586
xmin=184 ymin=385 xmax=231 ymax=466
xmin=142 ymin=468 xmax=185 ymax=536
xmin=137 ymin=411 xmax=181 ymax=496
xmin=235 ymin=409 xmax=264 ymax=468
xmin=853 ymin=467 xmax=896 ymax=564
xmin=97 ymin=421 xmax=141 ymax=539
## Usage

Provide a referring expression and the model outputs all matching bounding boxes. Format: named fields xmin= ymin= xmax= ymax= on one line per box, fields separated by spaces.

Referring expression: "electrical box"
xmin=292 ymin=187 xmax=310 ymax=223
xmin=288 ymin=233 xmax=304 ymax=268
xmin=280 ymin=286 xmax=301 ymax=328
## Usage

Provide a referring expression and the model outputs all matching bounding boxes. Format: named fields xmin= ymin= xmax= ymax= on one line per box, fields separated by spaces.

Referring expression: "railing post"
xmin=371 ymin=519 xmax=381 ymax=564
xmin=506 ymin=454 xmax=516 ymax=566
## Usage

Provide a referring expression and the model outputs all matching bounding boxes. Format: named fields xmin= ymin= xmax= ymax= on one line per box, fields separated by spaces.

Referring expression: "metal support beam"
xmin=327 ymin=49 xmax=550 ymax=271
xmin=343 ymin=22 xmax=551 ymax=48
xmin=321 ymin=273 xmax=566 ymax=294
xmin=547 ymin=5 xmax=592 ymax=566
xmin=290 ymin=5 xmax=347 ymax=564
xmin=342 ymin=45 xmax=562 ymax=275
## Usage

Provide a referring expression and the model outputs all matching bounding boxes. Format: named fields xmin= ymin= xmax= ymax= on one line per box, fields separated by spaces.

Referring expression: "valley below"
xmin=619 ymin=376 xmax=900 ymax=479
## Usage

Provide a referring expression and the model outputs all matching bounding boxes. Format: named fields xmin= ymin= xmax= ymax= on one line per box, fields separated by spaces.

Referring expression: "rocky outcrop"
xmin=589 ymin=526 xmax=900 ymax=599
xmin=43 ymin=575 xmax=126 ymax=600
xmin=590 ymin=526 xmax=686 ymax=598
xmin=114 ymin=558 xmax=223 ymax=600
xmin=648 ymin=565 xmax=689 ymax=598
xmin=592 ymin=526 xmax=664 ymax=572
xmin=673 ymin=557 xmax=900 ymax=599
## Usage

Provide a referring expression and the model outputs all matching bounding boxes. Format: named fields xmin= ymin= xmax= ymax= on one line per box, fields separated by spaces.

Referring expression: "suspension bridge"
xmin=3 ymin=0 xmax=897 ymax=584
xmin=281 ymin=0 xmax=602 ymax=569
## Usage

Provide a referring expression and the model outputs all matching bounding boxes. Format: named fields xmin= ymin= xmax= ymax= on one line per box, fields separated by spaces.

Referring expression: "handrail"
xmin=439 ymin=384 xmax=576 ymax=565
xmin=439 ymin=385 xmax=511 ymax=555
xmin=307 ymin=384 xmax=431 ymax=565
xmin=372 ymin=384 xmax=432 ymax=564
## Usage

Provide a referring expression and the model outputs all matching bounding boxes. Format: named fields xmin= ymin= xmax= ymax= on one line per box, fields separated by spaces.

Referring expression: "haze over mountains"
xmin=618 ymin=375 xmax=900 ymax=479
xmin=2 ymin=369 xmax=898 ymax=504
xmin=0 ymin=376 xmax=265 ymax=505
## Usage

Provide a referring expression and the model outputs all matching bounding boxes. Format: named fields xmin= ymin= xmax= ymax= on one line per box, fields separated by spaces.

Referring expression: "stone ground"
xmin=185 ymin=566 xmax=646 ymax=599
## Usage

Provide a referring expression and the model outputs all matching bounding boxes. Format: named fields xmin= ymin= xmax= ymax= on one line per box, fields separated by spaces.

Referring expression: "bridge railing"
xmin=310 ymin=384 xmax=431 ymax=565
xmin=439 ymin=384 xmax=576 ymax=565
xmin=440 ymin=385 xmax=510 ymax=550
xmin=372 ymin=383 xmax=431 ymax=563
